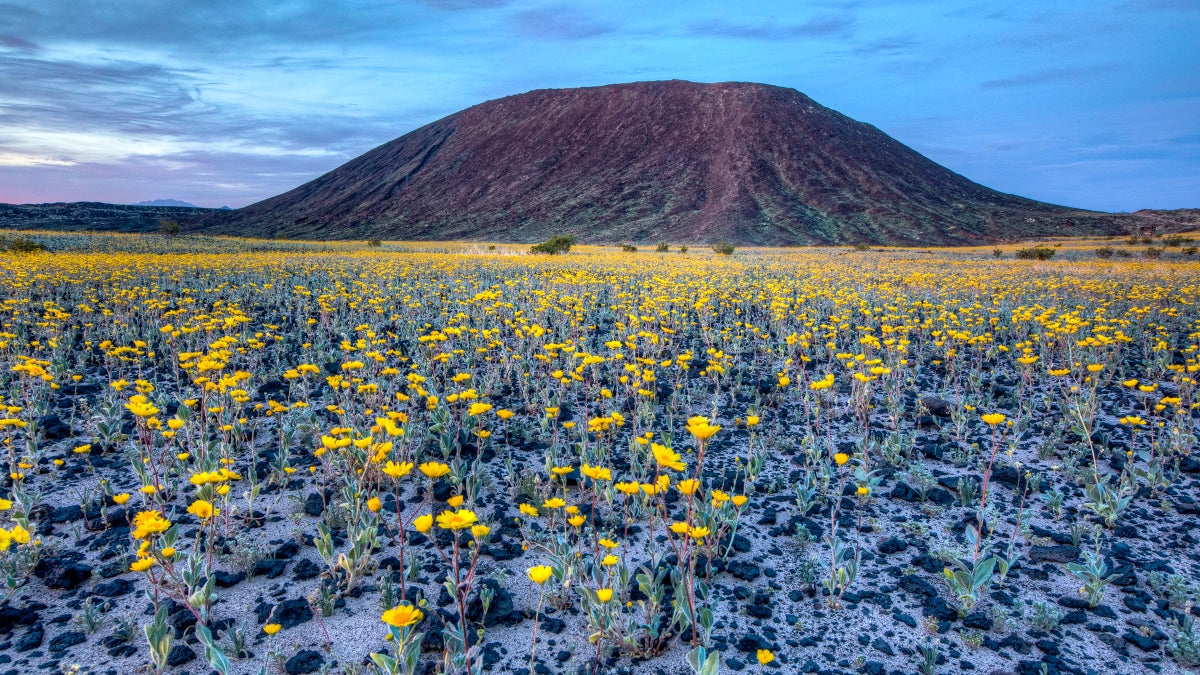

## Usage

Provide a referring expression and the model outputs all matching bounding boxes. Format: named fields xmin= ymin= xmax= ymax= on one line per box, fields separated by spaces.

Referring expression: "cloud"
xmin=0 ymin=52 xmax=210 ymax=139
xmin=687 ymin=14 xmax=855 ymax=40
xmin=0 ymin=34 xmax=38 ymax=51
xmin=0 ymin=1 xmax=425 ymax=52
xmin=852 ymin=34 xmax=919 ymax=56
xmin=421 ymin=0 xmax=508 ymax=9
xmin=0 ymin=47 xmax=407 ymax=152
xmin=511 ymin=7 xmax=614 ymax=40
xmin=980 ymin=65 xmax=1110 ymax=89
xmin=1117 ymin=0 xmax=1199 ymax=10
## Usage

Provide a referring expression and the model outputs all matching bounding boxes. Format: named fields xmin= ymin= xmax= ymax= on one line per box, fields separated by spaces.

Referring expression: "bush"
xmin=712 ymin=242 xmax=735 ymax=256
xmin=0 ymin=235 xmax=47 ymax=253
xmin=992 ymin=248 xmax=1003 ymax=258
xmin=1116 ymin=249 xmax=1132 ymax=258
xmin=1164 ymin=235 xmax=1190 ymax=247
xmin=679 ymin=245 xmax=688 ymax=254
xmin=1144 ymin=247 xmax=1163 ymax=259
xmin=158 ymin=219 xmax=181 ymax=236
xmin=655 ymin=242 xmax=670 ymax=252
xmin=1014 ymin=246 xmax=1055 ymax=260
xmin=621 ymin=244 xmax=638 ymax=252
xmin=530 ymin=235 xmax=576 ymax=255
xmin=366 ymin=238 xmax=382 ymax=247
xmin=1184 ymin=247 xmax=1197 ymax=256
xmin=1095 ymin=247 xmax=1114 ymax=258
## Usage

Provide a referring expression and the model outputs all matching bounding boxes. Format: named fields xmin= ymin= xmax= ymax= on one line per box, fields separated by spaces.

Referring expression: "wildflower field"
xmin=1 ymin=232 xmax=1199 ymax=675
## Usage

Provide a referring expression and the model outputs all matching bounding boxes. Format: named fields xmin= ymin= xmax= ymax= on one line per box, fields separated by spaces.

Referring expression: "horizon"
xmin=1 ymin=1 xmax=1197 ymax=212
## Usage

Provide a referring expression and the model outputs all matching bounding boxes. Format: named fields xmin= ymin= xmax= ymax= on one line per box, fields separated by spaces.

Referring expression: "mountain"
xmin=197 ymin=81 xmax=1192 ymax=244
xmin=134 ymin=199 xmax=200 ymax=208
xmin=0 ymin=202 xmax=214 ymax=233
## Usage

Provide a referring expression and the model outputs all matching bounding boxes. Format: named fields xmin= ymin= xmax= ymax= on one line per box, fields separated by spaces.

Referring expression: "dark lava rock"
xmin=888 ymin=481 xmax=922 ymax=502
xmin=962 ymin=611 xmax=993 ymax=630
xmin=255 ymin=598 xmax=312 ymax=629
xmin=1123 ymin=630 xmax=1158 ymax=652
xmin=37 ymin=414 xmax=72 ymax=441
xmin=276 ymin=540 xmax=301 ymax=559
xmin=467 ymin=579 xmax=520 ymax=627
xmin=878 ymin=537 xmax=907 ymax=555
xmin=292 ymin=558 xmax=321 ymax=581
xmin=1030 ymin=545 xmax=1080 ymax=563
xmin=15 ymin=626 xmax=43 ymax=652
xmin=1058 ymin=596 xmax=1090 ymax=609
xmin=926 ymin=487 xmax=954 ymax=505
xmin=286 ymin=649 xmax=325 ymax=674
xmin=727 ymin=560 xmax=761 ymax=581
xmin=214 ymin=570 xmax=246 ymax=587
xmin=303 ymin=492 xmax=325 ymax=517
xmin=746 ymin=592 xmax=772 ymax=619
xmin=735 ymin=633 xmax=774 ymax=653
xmin=1123 ymin=595 xmax=1147 ymax=613
xmin=166 ymin=643 xmax=195 ymax=667
xmin=48 ymin=630 xmax=85 ymax=653
xmin=921 ymin=396 xmax=952 ymax=418
xmin=0 ymin=603 xmax=42 ymax=634
xmin=34 ymin=556 xmax=92 ymax=590
xmin=254 ymin=558 xmax=289 ymax=578
xmin=93 ymin=578 xmax=134 ymax=598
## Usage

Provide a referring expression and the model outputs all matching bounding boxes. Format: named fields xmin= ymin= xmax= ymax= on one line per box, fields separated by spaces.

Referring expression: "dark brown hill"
xmin=197 ymin=81 xmax=1154 ymax=245
xmin=0 ymin=202 xmax=213 ymax=233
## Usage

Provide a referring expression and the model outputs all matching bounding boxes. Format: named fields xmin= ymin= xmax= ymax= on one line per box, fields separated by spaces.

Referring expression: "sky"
xmin=0 ymin=1 xmax=1197 ymax=212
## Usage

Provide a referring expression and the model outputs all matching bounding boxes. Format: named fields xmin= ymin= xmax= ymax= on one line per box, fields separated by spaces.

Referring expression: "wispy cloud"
xmin=980 ymin=65 xmax=1110 ymax=89
xmin=687 ymin=14 xmax=855 ymax=40
xmin=0 ymin=34 xmax=38 ymax=51
xmin=422 ymin=0 xmax=509 ymax=9
xmin=511 ymin=7 xmax=614 ymax=40
xmin=852 ymin=34 xmax=919 ymax=56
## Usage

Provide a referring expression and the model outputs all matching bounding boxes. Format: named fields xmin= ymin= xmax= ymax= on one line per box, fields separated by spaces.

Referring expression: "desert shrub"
xmin=158 ymin=219 xmax=181 ymax=236
xmin=853 ymin=243 xmax=871 ymax=251
xmin=0 ymin=236 xmax=47 ymax=253
xmin=993 ymin=248 xmax=1003 ymax=258
xmin=621 ymin=244 xmax=638 ymax=252
xmin=1095 ymin=247 xmax=1114 ymax=258
xmin=1116 ymin=249 xmax=1132 ymax=258
xmin=1144 ymin=247 xmax=1163 ymax=259
xmin=679 ymin=245 xmax=688 ymax=254
xmin=655 ymin=242 xmax=670 ymax=252
xmin=1163 ymin=235 xmax=1189 ymax=247
xmin=530 ymin=235 xmax=576 ymax=255
xmin=1014 ymin=246 xmax=1055 ymax=260
xmin=1184 ymin=247 xmax=1197 ymax=256
xmin=712 ymin=242 xmax=735 ymax=255
xmin=366 ymin=238 xmax=382 ymax=247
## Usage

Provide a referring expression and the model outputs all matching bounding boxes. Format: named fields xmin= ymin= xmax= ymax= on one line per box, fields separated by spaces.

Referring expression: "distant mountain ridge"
xmin=191 ymin=80 xmax=1184 ymax=245
xmin=0 ymin=202 xmax=219 ymax=233
xmin=134 ymin=199 xmax=200 ymax=208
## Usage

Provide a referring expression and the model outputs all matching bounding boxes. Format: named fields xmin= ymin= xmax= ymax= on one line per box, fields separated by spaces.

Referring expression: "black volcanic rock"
xmin=199 ymin=80 xmax=1149 ymax=246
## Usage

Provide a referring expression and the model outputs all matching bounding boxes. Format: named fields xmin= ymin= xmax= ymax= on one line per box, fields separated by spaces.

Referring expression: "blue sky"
xmin=0 ymin=0 xmax=1196 ymax=211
